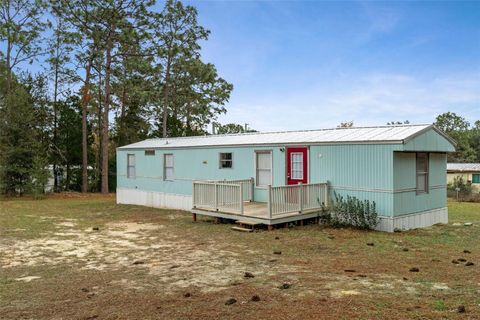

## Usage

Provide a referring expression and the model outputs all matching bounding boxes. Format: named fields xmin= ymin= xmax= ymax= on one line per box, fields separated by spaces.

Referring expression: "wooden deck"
xmin=191 ymin=180 xmax=329 ymax=227
xmin=192 ymin=201 xmax=325 ymax=226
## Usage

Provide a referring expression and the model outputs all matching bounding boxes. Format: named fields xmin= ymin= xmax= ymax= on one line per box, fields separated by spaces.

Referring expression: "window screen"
xmin=256 ymin=151 xmax=272 ymax=187
xmin=127 ymin=154 xmax=135 ymax=179
xmin=164 ymin=154 xmax=174 ymax=180
xmin=219 ymin=152 xmax=233 ymax=168
xmin=416 ymin=153 xmax=428 ymax=194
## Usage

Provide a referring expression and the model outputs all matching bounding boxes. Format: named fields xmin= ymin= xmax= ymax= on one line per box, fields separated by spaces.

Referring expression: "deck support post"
xmin=267 ymin=225 xmax=273 ymax=231
xmin=192 ymin=213 xmax=197 ymax=222
xmin=300 ymin=219 xmax=304 ymax=227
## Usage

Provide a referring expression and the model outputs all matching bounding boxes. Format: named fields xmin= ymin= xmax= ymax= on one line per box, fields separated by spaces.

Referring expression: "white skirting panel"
xmin=376 ymin=207 xmax=448 ymax=232
xmin=116 ymin=188 xmax=193 ymax=211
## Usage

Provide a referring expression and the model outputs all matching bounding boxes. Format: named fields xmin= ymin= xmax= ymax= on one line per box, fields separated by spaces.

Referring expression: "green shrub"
xmin=447 ymin=176 xmax=472 ymax=193
xmin=330 ymin=192 xmax=378 ymax=230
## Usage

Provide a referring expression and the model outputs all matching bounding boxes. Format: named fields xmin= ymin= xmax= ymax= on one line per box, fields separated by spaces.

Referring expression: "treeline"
xmin=0 ymin=0 xmax=236 ymax=196
xmin=435 ymin=112 xmax=480 ymax=163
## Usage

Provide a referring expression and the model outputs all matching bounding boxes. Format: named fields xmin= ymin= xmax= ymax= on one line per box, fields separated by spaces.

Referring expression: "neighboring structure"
xmin=45 ymin=165 xmax=93 ymax=192
xmin=447 ymin=163 xmax=480 ymax=192
xmin=117 ymin=124 xmax=455 ymax=232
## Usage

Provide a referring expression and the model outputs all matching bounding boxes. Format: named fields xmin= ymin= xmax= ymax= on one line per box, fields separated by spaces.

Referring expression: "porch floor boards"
xmin=192 ymin=201 xmax=323 ymax=226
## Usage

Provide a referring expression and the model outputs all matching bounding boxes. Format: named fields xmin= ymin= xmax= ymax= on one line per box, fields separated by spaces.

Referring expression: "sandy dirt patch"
xmin=0 ymin=219 xmax=292 ymax=293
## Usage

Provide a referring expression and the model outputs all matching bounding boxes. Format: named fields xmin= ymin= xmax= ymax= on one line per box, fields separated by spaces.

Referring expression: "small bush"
xmin=447 ymin=176 xmax=480 ymax=202
xmin=447 ymin=176 xmax=472 ymax=193
xmin=330 ymin=192 xmax=378 ymax=230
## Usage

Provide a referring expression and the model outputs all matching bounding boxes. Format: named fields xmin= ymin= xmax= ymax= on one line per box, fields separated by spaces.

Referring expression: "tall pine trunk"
xmin=52 ymin=44 xmax=60 ymax=192
xmin=81 ymin=59 xmax=92 ymax=193
xmin=119 ymin=78 xmax=127 ymax=145
xmin=101 ymin=38 xmax=112 ymax=194
xmin=6 ymin=35 xmax=12 ymax=93
xmin=96 ymin=66 xmax=103 ymax=192
xmin=161 ymin=58 xmax=171 ymax=138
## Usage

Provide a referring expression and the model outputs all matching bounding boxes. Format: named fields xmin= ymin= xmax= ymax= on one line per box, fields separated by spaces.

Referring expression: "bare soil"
xmin=0 ymin=194 xmax=479 ymax=319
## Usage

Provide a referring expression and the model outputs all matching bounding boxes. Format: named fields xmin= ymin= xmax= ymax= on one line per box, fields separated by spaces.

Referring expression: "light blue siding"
xmin=392 ymin=152 xmax=447 ymax=216
xmin=117 ymin=127 xmax=454 ymax=218
xmin=117 ymin=146 xmax=286 ymax=202
xmin=310 ymin=144 xmax=397 ymax=216
xmin=403 ymin=129 xmax=455 ymax=152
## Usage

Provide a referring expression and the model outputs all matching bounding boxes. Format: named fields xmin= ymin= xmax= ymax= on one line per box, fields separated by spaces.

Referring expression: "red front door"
xmin=286 ymin=147 xmax=308 ymax=185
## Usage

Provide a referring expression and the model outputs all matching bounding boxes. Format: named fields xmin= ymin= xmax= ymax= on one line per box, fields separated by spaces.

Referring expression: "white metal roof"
xmin=447 ymin=163 xmax=480 ymax=172
xmin=119 ymin=124 xmax=447 ymax=149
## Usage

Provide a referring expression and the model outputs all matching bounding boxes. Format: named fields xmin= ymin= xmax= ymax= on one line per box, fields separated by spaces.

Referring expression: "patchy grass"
xmin=0 ymin=194 xmax=479 ymax=319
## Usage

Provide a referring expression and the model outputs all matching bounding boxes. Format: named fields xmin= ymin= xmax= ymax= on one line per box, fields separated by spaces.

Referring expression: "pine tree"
xmin=0 ymin=65 xmax=48 ymax=195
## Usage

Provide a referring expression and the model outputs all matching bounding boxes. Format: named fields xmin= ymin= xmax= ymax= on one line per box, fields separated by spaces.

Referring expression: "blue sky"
xmin=179 ymin=1 xmax=480 ymax=131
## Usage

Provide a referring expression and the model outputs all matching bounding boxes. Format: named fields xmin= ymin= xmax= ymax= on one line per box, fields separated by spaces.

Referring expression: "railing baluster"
xmin=267 ymin=185 xmax=272 ymax=219
xmin=299 ymin=183 xmax=303 ymax=213
xmin=214 ymin=183 xmax=218 ymax=211
xmin=239 ymin=184 xmax=244 ymax=214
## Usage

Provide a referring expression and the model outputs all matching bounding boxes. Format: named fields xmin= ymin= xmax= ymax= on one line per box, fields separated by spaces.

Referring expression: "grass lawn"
xmin=0 ymin=194 xmax=479 ymax=319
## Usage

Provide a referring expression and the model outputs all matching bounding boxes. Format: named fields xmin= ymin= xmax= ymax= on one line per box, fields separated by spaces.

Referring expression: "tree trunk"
xmin=66 ymin=164 xmax=71 ymax=190
xmin=101 ymin=38 xmax=112 ymax=194
xmin=161 ymin=59 xmax=171 ymax=138
xmin=81 ymin=59 xmax=92 ymax=193
xmin=6 ymin=36 xmax=12 ymax=93
xmin=53 ymin=43 xmax=60 ymax=192
xmin=119 ymin=81 xmax=126 ymax=145
xmin=96 ymin=66 xmax=103 ymax=192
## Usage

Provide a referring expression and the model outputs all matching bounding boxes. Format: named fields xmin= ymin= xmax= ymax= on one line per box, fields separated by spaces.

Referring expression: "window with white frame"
xmin=219 ymin=152 xmax=233 ymax=169
xmin=416 ymin=153 xmax=428 ymax=194
xmin=290 ymin=152 xmax=304 ymax=179
xmin=127 ymin=154 xmax=135 ymax=178
xmin=256 ymin=151 xmax=272 ymax=187
xmin=164 ymin=154 xmax=174 ymax=180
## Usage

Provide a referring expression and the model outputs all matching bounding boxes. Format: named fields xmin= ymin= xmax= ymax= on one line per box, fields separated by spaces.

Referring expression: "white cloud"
xmin=218 ymin=72 xmax=480 ymax=131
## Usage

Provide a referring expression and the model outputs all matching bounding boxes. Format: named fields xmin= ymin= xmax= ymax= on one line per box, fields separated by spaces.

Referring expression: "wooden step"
xmin=236 ymin=220 xmax=261 ymax=226
xmin=231 ymin=226 xmax=253 ymax=232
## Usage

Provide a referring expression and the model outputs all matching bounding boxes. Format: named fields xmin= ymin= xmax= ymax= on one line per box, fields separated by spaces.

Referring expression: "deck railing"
xmin=193 ymin=179 xmax=328 ymax=219
xmin=193 ymin=181 xmax=244 ymax=214
xmin=215 ymin=178 xmax=254 ymax=202
xmin=268 ymin=183 xmax=328 ymax=217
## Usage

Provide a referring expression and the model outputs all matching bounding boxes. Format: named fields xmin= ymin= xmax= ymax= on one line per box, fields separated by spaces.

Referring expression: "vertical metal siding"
xmin=404 ymin=129 xmax=455 ymax=152
xmin=309 ymin=144 xmax=397 ymax=216
xmin=393 ymin=152 xmax=447 ymax=216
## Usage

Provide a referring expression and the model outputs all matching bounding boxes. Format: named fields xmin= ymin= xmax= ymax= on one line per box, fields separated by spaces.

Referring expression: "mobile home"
xmin=447 ymin=163 xmax=480 ymax=192
xmin=116 ymin=124 xmax=455 ymax=232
